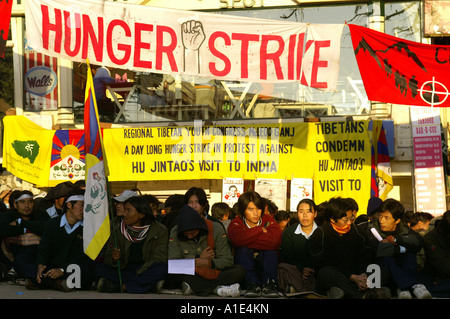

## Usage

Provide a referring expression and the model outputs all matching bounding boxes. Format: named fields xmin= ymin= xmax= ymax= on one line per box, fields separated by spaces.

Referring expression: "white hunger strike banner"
xmin=25 ymin=0 xmax=344 ymax=91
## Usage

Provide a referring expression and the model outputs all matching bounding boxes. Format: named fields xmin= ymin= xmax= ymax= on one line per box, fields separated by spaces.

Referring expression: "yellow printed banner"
xmin=103 ymin=122 xmax=311 ymax=181
xmin=2 ymin=117 xmax=371 ymax=211
xmin=3 ymin=115 xmax=55 ymax=187
xmin=311 ymin=121 xmax=371 ymax=212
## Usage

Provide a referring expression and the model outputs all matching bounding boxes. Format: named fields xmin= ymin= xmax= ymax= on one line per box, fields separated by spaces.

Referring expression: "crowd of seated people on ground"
xmin=0 ymin=181 xmax=449 ymax=299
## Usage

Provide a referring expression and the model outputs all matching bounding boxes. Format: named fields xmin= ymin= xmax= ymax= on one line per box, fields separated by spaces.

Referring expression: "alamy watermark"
xmin=366 ymin=264 xmax=381 ymax=289
xmin=64 ymin=264 xmax=81 ymax=289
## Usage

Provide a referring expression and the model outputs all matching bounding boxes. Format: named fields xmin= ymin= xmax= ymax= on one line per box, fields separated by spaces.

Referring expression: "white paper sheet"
xmin=168 ymin=259 xmax=195 ymax=275
xmin=371 ymin=227 xmax=384 ymax=242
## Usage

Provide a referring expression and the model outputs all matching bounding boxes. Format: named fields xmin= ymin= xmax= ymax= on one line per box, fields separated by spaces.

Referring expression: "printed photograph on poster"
xmin=222 ymin=178 xmax=243 ymax=207
xmin=255 ymin=178 xmax=287 ymax=211
xmin=290 ymin=178 xmax=313 ymax=212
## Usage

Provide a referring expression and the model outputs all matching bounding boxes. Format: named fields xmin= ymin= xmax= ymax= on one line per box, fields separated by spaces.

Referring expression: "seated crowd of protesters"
xmin=0 ymin=181 xmax=449 ymax=299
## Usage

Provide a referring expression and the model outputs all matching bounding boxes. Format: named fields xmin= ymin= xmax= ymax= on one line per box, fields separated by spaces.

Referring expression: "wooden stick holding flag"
xmin=83 ymin=60 xmax=123 ymax=291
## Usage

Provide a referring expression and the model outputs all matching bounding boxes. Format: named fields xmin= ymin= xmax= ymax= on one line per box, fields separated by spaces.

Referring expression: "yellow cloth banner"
xmin=103 ymin=121 xmax=371 ymax=211
xmin=2 ymin=115 xmax=55 ymax=187
xmin=103 ymin=122 xmax=311 ymax=181
xmin=311 ymin=121 xmax=372 ymax=211
xmin=2 ymin=117 xmax=371 ymax=211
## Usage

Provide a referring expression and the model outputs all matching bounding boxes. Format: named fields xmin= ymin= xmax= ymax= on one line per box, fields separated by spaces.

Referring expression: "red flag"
xmin=0 ymin=0 xmax=13 ymax=57
xmin=349 ymin=24 xmax=450 ymax=107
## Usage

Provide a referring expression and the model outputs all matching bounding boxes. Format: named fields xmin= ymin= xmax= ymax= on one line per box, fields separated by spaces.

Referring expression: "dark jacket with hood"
xmin=0 ymin=209 xmax=50 ymax=238
xmin=364 ymin=219 xmax=424 ymax=259
xmin=168 ymin=205 xmax=233 ymax=270
xmin=422 ymin=214 xmax=450 ymax=283
xmin=308 ymin=222 xmax=373 ymax=278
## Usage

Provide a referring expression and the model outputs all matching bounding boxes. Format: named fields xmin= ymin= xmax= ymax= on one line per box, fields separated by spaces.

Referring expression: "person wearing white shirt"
xmin=279 ymin=199 xmax=318 ymax=294
xmin=34 ymin=190 xmax=94 ymax=292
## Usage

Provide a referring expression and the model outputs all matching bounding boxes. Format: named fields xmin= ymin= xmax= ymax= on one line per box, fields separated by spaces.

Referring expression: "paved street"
xmin=0 ymin=281 xmax=220 ymax=299
xmin=0 ymin=281 xmax=305 ymax=300
xmin=0 ymin=281 xmax=447 ymax=319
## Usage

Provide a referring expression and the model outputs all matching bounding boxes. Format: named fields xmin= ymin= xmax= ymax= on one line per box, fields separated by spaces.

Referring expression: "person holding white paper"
xmin=168 ymin=258 xmax=195 ymax=275
xmin=167 ymin=205 xmax=245 ymax=297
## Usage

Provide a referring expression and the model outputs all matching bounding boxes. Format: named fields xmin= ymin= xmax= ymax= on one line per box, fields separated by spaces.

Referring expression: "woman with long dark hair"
xmin=184 ymin=187 xmax=210 ymax=217
xmin=95 ymin=196 xmax=168 ymax=293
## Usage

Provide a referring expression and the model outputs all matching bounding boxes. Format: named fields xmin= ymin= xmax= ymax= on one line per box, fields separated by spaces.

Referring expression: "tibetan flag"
xmin=49 ymin=130 xmax=85 ymax=187
xmin=377 ymin=122 xmax=393 ymax=200
xmin=371 ymin=121 xmax=393 ymax=200
xmin=83 ymin=61 xmax=110 ymax=260
xmin=349 ymin=24 xmax=450 ymax=107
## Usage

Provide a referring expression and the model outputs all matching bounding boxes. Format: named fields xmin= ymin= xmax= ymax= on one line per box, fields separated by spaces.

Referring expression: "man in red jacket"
xmin=228 ymin=191 xmax=282 ymax=298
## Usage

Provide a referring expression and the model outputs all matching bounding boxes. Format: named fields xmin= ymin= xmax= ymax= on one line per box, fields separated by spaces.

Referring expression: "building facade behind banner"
xmin=2 ymin=0 xmax=450 ymax=214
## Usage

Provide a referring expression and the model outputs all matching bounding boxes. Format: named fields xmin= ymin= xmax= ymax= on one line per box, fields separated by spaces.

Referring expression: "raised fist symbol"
xmin=181 ymin=20 xmax=205 ymax=51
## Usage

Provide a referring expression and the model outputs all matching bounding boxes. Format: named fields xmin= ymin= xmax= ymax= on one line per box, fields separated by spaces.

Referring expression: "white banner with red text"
xmin=25 ymin=0 xmax=344 ymax=91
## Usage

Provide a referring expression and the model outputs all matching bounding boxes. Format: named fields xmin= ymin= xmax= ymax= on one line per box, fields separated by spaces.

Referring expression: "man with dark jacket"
xmin=168 ymin=204 xmax=244 ymax=297
xmin=364 ymin=198 xmax=432 ymax=299
xmin=96 ymin=195 xmax=168 ymax=294
xmin=34 ymin=190 xmax=94 ymax=292
xmin=308 ymin=197 xmax=373 ymax=299
xmin=418 ymin=211 xmax=450 ymax=297
xmin=0 ymin=190 xmax=50 ymax=284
